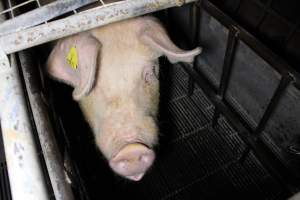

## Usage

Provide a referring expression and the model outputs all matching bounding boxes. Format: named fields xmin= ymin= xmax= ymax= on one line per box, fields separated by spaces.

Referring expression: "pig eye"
xmin=143 ymin=64 xmax=159 ymax=84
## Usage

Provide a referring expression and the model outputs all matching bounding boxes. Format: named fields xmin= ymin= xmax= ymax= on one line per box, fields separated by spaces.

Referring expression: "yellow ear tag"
xmin=66 ymin=46 xmax=78 ymax=70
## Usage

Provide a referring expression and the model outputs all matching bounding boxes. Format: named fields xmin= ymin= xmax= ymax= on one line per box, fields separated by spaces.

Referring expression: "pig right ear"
xmin=140 ymin=17 xmax=202 ymax=64
xmin=47 ymin=33 xmax=101 ymax=100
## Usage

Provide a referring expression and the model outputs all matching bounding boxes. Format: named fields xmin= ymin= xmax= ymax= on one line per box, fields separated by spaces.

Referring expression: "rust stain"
xmin=108 ymin=97 xmax=121 ymax=108
xmin=14 ymin=40 xmax=20 ymax=45
xmin=5 ymin=129 xmax=18 ymax=140
xmin=27 ymin=37 xmax=33 ymax=42
xmin=96 ymin=15 xmax=105 ymax=21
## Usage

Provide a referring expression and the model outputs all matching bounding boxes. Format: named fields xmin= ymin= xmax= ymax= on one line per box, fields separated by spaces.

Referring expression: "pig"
xmin=289 ymin=192 xmax=300 ymax=200
xmin=47 ymin=16 xmax=201 ymax=181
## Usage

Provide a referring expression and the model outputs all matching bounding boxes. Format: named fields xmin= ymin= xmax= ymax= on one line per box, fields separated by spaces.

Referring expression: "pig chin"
xmin=95 ymin=115 xmax=158 ymax=181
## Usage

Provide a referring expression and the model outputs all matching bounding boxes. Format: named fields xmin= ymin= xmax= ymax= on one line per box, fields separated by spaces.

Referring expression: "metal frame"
xmin=0 ymin=0 xmax=197 ymax=54
xmin=0 ymin=0 xmax=198 ymax=199
xmin=181 ymin=0 xmax=300 ymax=187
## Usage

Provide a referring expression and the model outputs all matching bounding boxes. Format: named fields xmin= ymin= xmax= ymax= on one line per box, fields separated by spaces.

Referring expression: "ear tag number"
xmin=66 ymin=46 xmax=78 ymax=70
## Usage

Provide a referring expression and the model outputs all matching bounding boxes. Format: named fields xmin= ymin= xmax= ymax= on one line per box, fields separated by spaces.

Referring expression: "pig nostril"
xmin=127 ymin=173 xmax=144 ymax=181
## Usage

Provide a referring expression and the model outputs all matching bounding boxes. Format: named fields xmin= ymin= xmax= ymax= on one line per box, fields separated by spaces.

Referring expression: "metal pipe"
xmin=18 ymin=50 xmax=75 ymax=200
xmin=0 ymin=0 xmax=197 ymax=54
xmin=0 ymin=49 xmax=49 ymax=200
xmin=218 ymin=26 xmax=239 ymax=99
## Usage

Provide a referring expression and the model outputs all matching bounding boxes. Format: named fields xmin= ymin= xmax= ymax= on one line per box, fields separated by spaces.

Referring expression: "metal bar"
xmin=254 ymin=74 xmax=294 ymax=136
xmin=218 ymin=27 xmax=239 ymax=98
xmin=18 ymin=50 xmax=74 ymax=200
xmin=0 ymin=48 xmax=49 ymax=199
xmin=255 ymin=0 xmax=273 ymax=30
xmin=0 ymin=0 xmax=197 ymax=54
xmin=0 ymin=125 xmax=12 ymax=200
xmin=180 ymin=62 xmax=299 ymax=185
xmin=7 ymin=0 xmax=14 ymax=18
xmin=233 ymin=0 xmax=242 ymax=16
xmin=0 ymin=0 xmax=99 ymax=37
xmin=284 ymin=20 xmax=300 ymax=50
xmin=187 ymin=1 xmax=200 ymax=96
xmin=211 ymin=26 xmax=239 ymax=126
xmin=0 ymin=0 xmax=35 ymax=15
xmin=201 ymin=0 xmax=300 ymax=89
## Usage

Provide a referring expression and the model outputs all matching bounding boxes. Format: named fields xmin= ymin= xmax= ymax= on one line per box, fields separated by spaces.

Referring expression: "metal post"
xmin=0 ymin=48 xmax=49 ymax=200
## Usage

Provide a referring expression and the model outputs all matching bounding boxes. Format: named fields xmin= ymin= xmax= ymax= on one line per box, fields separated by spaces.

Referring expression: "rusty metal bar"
xmin=0 ymin=0 xmax=197 ymax=54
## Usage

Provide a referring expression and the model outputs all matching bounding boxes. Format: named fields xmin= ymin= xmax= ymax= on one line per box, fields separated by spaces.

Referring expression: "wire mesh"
xmin=0 ymin=0 xmax=109 ymax=18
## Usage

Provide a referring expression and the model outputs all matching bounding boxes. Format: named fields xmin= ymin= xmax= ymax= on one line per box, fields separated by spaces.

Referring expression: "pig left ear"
xmin=47 ymin=32 xmax=101 ymax=100
xmin=140 ymin=18 xmax=202 ymax=64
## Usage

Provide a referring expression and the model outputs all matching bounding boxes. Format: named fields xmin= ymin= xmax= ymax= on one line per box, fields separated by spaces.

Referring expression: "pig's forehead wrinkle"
xmin=92 ymin=18 xmax=158 ymax=58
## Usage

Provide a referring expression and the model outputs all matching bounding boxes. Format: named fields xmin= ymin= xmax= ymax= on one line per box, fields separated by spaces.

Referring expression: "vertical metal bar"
xmin=218 ymin=27 xmax=239 ymax=98
xmin=187 ymin=0 xmax=201 ymax=96
xmin=233 ymin=0 xmax=242 ymax=16
xmin=0 ymin=125 xmax=12 ymax=200
xmin=18 ymin=51 xmax=75 ymax=200
xmin=0 ymin=49 xmax=49 ymax=200
xmin=255 ymin=0 xmax=273 ymax=30
xmin=284 ymin=20 xmax=300 ymax=50
xmin=254 ymin=74 xmax=294 ymax=136
xmin=35 ymin=0 xmax=41 ymax=7
xmin=212 ymin=27 xmax=239 ymax=127
xmin=7 ymin=0 xmax=15 ymax=18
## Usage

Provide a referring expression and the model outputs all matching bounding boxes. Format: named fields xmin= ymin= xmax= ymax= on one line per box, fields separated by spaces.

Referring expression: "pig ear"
xmin=47 ymin=33 xmax=101 ymax=100
xmin=140 ymin=19 xmax=202 ymax=64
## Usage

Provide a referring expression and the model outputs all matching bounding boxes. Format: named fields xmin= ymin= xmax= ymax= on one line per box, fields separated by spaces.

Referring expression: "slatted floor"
xmin=48 ymin=60 xmax=290 ymax=200
xmin=113 ymin=63 xmax=289 ymax=200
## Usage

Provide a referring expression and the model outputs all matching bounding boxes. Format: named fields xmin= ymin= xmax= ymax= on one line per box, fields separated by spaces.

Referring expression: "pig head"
xmin=47 ymin=16 xmax=201 ymax=181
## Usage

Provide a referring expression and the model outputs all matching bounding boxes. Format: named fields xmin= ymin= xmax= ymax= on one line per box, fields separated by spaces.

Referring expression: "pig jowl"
xmin=47 ymin=16 xmax=202 ymax=181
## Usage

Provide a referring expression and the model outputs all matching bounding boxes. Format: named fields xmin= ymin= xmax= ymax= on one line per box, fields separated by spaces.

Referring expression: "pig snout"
xmin=109 ymin=143 xmax=155 ymax=181
xmin=96 ymin=114 xmax=158 ymax=181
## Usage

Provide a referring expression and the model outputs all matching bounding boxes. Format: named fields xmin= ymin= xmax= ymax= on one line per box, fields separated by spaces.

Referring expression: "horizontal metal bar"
xmin=0 ymin=0 xmax=99 ymax=37
xmin=0 ymin=0 xmax=197 ymax=54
